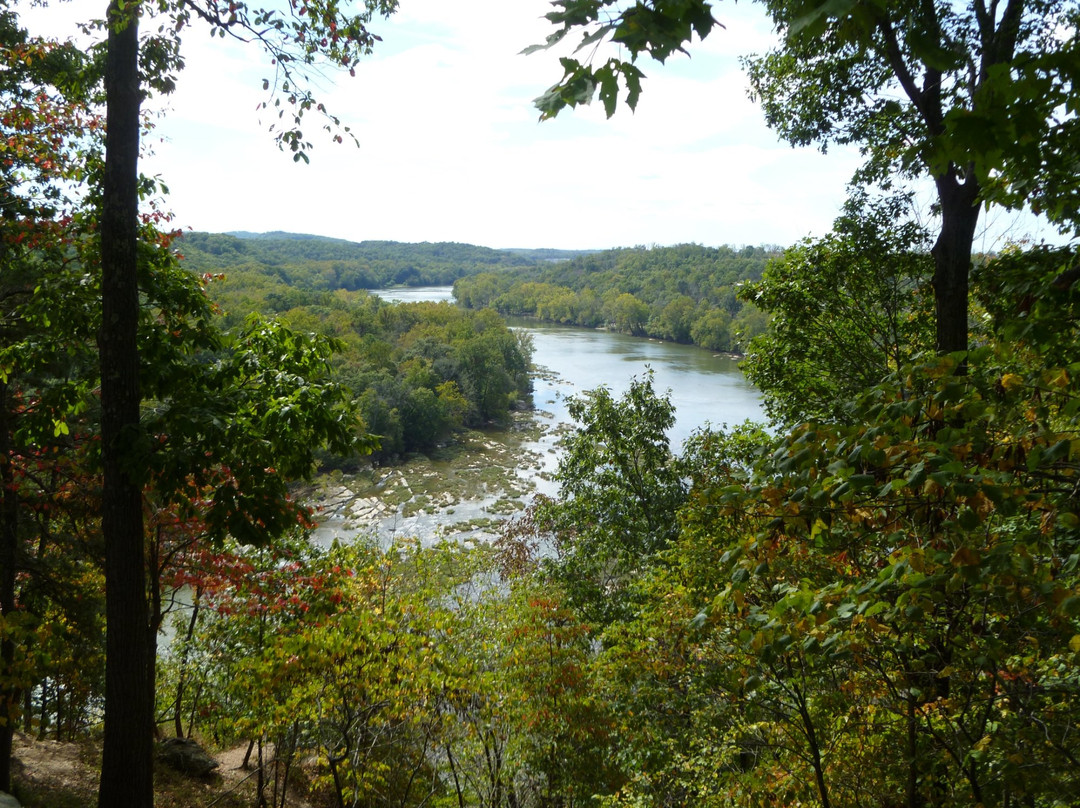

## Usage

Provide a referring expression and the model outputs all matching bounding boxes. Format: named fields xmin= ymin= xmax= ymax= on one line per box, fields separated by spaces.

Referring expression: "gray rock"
xmin=0 ymin=791 xmax=21 ymax=808
xmin=156 ymin=737 xmax=220 ymax=778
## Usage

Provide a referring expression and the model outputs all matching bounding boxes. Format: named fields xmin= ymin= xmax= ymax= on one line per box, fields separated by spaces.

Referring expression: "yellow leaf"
xmin=1069 ymin=635 xmax=1080 ymax=653
xmin=1000 ymin=373 xmax=1023 ymax=392
xmin=1045 ymin=367 xmax=1070 ymax=389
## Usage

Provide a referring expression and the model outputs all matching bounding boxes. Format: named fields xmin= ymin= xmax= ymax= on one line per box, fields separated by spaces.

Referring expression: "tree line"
xmin=454 ymin=243 xmax=775 ymax=352
xmin=176 ymin=231 xmax=549 ymax=291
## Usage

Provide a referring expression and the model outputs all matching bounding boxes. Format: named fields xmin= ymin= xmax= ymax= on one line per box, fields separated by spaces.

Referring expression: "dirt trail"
xmin=11 ymin=733 xmax=317 ymax=808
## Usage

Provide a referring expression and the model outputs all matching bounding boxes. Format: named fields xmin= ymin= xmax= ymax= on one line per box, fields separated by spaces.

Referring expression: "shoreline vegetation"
xmin=179 ymin=233 xmax=775 ymax=356
xmin=11 ymin=231 xmax=1080 ymax=808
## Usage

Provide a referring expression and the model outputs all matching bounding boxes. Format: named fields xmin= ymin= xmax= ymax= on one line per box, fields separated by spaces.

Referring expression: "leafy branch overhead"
xmin=157 ymin=0 xmax=399 ymax=160
xmin=526 ymin=0 xmax=719 ymax=118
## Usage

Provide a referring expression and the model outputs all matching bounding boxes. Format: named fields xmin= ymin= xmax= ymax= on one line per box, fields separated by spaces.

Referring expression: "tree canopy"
xmin=2 ymin=0 xmax=399 ymax=804
xmin=454 ymin=243 xmax=774 ymax=351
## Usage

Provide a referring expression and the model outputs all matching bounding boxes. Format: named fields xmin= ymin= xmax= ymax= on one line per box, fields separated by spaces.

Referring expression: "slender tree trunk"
xmin=0 ymin=383 xmax=19 ymax=794
xmin=444 ymin=742 xmax=466 ymax=808
xmin=97 ymin=1 xmax=153 ymax=806
xmin=173 ymin=587 xmax=201 ymax=738
xmin=931 ymin=170 xmax=981 ymax=355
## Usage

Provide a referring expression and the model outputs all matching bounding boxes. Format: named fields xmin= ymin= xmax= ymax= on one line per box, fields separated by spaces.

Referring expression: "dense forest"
xmin=4 ymin=1 xmax=1080 ymax=808
xmin=200 ymin=266 xmax=532 ymax=461
xmin=176 ymin=231 xmax=591 ymax=291
xmin=453 ymin=243 xmax=775 ymax=351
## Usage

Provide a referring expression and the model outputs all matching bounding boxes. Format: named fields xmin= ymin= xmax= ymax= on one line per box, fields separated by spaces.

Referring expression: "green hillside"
xmin=175 ymin=231 xmax=540 ymax=289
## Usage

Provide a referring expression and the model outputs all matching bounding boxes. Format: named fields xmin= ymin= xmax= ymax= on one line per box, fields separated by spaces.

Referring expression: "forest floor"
xmin=8 ymin=409 xmax=572 ymax=808
xmin=10 ymin=732 xmax=321 ymax=808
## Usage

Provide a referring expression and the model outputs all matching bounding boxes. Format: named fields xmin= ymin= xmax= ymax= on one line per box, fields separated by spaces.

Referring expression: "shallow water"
xmin=319 ymin=287 xmax=765 ymax=545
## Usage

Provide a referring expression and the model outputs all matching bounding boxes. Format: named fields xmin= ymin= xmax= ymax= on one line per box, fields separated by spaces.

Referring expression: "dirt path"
xmin=10 ymin=733 xmax=318 ymax=808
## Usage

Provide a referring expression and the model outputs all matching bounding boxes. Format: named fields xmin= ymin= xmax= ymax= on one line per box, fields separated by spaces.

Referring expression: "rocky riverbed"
xmin=303 ymin=404 xmax=571 ymax=547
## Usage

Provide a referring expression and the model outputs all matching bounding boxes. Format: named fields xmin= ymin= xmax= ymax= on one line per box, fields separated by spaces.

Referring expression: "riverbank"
xmin=304 ymin=406 xmax=572 ymax=546
xmin=302 ymin=301 xmax=763 ymax=546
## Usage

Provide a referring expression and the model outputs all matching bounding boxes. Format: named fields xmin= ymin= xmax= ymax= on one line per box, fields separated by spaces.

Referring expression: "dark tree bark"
xmin=97 ymin=1 xmax=153 ymax=806
xmin=931 ymin=170 xmax=982 ymax=355
xmin=0 ymin=382 xmax=18 ymax=794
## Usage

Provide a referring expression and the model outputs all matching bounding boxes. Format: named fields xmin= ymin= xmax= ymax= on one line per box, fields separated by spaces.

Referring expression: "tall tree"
xmin=97 ymin=3 xmax=151 ymax=804
xmin=89 ymin=1 xmax=397 ymax=804
xmin=532 ymin=0 xmax=1079 ymax=352
xmin=744 ymin=0 xmax=1078 ymax=353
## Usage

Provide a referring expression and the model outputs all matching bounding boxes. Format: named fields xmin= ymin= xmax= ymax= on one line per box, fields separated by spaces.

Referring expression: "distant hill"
xmin=176 ymin=231 xmax=546 ymax=291
xmin=501 ymin=247 xmax=602 ymax=262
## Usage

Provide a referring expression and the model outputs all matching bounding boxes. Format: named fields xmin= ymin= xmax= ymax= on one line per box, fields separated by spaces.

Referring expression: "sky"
xmin=18 ymin=0 xmax=1065 ymax=251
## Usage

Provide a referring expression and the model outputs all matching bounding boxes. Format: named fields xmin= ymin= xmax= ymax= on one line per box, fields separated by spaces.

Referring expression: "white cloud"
xmin=18 ymin=0 xmax=871 ymax=248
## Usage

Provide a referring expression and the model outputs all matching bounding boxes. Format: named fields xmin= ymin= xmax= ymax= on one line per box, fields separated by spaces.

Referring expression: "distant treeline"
xmin=453 ymin=243 xmax=778 ymax=351
xmin=176 ymin=231 xmax=592 ymax=290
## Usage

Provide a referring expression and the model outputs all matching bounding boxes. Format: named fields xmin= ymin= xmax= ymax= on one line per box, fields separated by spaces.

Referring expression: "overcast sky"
xmin=22 ymin=0 xmax=1063 ymax=250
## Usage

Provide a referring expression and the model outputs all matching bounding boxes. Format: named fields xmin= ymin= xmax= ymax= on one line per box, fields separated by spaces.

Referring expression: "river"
xmin=374 ymin=286 xmax=762 ymax=445
xmin=310 ymin=286 xmax=763 ymax=545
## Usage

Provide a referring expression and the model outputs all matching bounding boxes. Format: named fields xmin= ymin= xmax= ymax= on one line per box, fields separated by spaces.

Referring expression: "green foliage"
xmin=548 ymin=246 xmax=1080 ymax=808
xmin=455 ymin=243 xmax=774 ymax=351
xmin=162 ymin=536 xmax=620 ymax=808
xmin=741 ymin=192 xmax=935 ymax=425
xmin=0 ymin=19 xmax=107 ymax=764
xmin=743 ymin=0 xmax=1080 ymax=352
xmin=314 ymin=297 xmax=532 ymax=458
xmin=533 ymin=372 xmax=687 ymax=626
xmin=746 ymin=0 xmax=1080 ymax=231
xmin=526 ymin=0 xmax=718 ymax=119
xmin=176 ymin=231 xmax=538 ymax=291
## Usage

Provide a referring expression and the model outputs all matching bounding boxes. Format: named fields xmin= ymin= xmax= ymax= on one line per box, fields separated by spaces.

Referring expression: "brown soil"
xmin=10 ymin=733 xmax=318 ymax=808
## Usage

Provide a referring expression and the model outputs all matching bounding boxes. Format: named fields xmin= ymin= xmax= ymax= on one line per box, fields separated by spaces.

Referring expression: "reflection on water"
xmin=371 ymin=288 xmax=763 ymax=445
xmin=371 ymin=286 xmax=456 ymax=304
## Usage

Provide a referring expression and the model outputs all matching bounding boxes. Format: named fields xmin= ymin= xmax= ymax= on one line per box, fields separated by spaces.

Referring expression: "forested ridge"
xmin=4 ymin=0 xmax=1080 ymax=807
xmin=177 ymin=233 xmax=535 ymax=461
xmin=454 ymin=243 xmax=775 ymax=351
xmin=175 ymin=231 xmax=542 ymax=290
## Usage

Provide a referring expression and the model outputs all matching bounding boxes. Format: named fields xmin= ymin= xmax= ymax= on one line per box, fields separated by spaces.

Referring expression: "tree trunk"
xmin=173 ymin=587 xmax=201 ymax=738
xmin=0 ymin=383 xmax=18 ymax=793
xmin=931 ymin=170 xmax=981 ymax=355
xmin=97 ymin=1 xmax=153 ymax=807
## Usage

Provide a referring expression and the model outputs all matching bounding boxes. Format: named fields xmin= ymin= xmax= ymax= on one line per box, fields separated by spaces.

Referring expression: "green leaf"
xmin=790 ymin=0 xmax=859 ymax=37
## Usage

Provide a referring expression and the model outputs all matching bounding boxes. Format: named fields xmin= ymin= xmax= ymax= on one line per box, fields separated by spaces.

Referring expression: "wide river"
xmin=374 ymin=286 xmax=764 ymax=448
xmin=309 ymin=286 xmax=765 ymax=545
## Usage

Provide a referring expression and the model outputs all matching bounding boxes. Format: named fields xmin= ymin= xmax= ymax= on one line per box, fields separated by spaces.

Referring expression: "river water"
xmin=374 ymin=286 xmax=763 ymax=446
xmin=311 ymin=286 xmax=764 ymax=544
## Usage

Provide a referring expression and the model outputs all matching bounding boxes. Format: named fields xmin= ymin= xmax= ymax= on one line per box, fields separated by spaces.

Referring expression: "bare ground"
xmin=10 ymin=733 xmax=319 ymax=808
